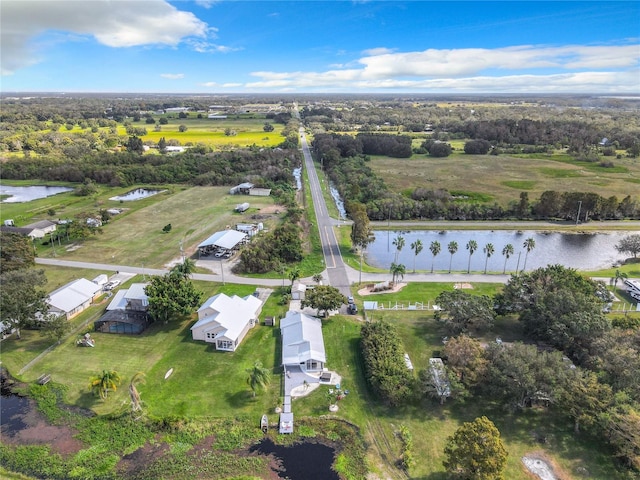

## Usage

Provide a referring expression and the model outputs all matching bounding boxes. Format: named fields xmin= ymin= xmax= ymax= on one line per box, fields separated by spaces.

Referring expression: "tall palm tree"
xmin=501 ymin=243 xmax=514 ymax=274
xmin=390 ymin=262 xmax=406 ymax=284
xmin=246 ymin=361 xmax=271 ymax=397
xmin=483 ymin=243 xmax=495 ymax=274
xmin=129 ymin=372 xmax=146 ymax=413
xmin=392 ymin=235 xmax=405 ymax=263
xmin=89 ymin=370 xmax=121 ymax=399
xmin=429 ymin=240 xmax=441 ymax=273
xmin=466 ymin=240 xmax=478 ymax=274
xmin=611 ymin=269 xmax=628 ymax=292
xmin=447 ymin=241 xmax=458 ymax=273
xmin=410 ymin=239 xmax=423 ymax=273
xmin=522 ymin=237 xmax=536 ymax=271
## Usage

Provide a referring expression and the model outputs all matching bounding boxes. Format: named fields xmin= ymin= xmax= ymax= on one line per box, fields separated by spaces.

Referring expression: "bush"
xmin=464 ymin=139 xmax=492 ymax=154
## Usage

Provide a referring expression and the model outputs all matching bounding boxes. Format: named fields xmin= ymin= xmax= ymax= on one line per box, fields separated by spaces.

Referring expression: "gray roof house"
xmin=191 ymin=293 xmax=263 ymax=351
xmin=95 ymin=283 xmax=150 ymax=334
xmin=280 ymin=311 xmax=326 ymax=372
xmin=1 ymin=219 xmax=57 ymax=239
xmin=48 ymin=278 xmax=102 ymax=319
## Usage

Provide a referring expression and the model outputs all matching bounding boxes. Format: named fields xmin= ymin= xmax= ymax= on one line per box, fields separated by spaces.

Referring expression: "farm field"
xmin=369 ymin=151 xmax=640 ymax=206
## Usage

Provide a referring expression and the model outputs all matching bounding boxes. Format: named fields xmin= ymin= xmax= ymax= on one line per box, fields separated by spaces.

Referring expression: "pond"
xmin=0 ymin=390 xmax=30 ymax=436
xmin=366 ymin=230 xmax=630 ymax=272
xmin=109 ymin=188 xmax=162 ymax=201
xmin=250 ymin=438 xmax=338 ymax=480
xmin=0 ymin=184 xmax=73 ymax=203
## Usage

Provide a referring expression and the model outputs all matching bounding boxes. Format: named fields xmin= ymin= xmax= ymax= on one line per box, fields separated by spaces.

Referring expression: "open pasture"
xmin=370 ymin=152 xmax=640 ymax=206
xmin=0 ymin=182 xmax=281 ymax=269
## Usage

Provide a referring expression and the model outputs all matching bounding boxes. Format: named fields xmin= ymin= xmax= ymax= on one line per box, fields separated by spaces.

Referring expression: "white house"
xmin=191 ymin=293 xmax=263 ymax=351
xmin=1 ymin=219 xmax=57 ymax=239
xmin=280 ymin=311 xmax=326 ymax=372
xmin=47 ymin=278 xmax=102 ymax=319
xmin=291 ymin=281 xmax=307 ymax=300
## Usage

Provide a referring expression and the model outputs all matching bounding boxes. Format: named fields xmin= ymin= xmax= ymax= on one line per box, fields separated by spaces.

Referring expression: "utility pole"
xmin=220 ymin=259 xmax=225 ymax=285
xmin=576 ymin=201 xmax=582 ymax=225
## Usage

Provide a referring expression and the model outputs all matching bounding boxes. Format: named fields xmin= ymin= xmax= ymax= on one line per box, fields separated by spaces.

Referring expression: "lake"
xmin=249 ymin=438 xmax=338 ymax=480
xmin=0 ymin=184 xmax=73 ymax=203
xmin=366 ymin=230 xmax=630 ymax=272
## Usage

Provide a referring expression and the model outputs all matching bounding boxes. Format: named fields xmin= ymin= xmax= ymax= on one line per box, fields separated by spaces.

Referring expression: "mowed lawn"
xmin=41 ymin=186 xmax=281 ymax=268
xmin=11 ymin=283 xmax=286 ymax=418
xmin=369 ymin=152 xmax=640 ymax=206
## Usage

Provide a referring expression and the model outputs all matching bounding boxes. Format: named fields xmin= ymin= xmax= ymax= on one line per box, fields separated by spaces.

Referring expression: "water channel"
xmin=0 ymin=184 xmax=73 ymax=203
xmin=366 ymin=229 xmax=629 ymax=272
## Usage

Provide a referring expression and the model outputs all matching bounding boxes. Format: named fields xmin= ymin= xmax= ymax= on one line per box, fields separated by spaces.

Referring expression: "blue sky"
xmin=1 ymin=1 xmax=638 ymax=93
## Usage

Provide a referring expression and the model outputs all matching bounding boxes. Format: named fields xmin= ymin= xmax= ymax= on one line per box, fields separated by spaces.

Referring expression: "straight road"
xmin=299 ymin=126 xmax=352 ymax=298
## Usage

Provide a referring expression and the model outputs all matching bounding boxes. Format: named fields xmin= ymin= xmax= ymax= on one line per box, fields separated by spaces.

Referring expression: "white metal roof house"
xmin=191 ymin=293 xmax=263 ymax=352
xmin=106 ymin=283 xmax=149 ymax=312
xmin=47 ymin=278 xmax=102 ymax=320
xmin=280 ymin=311 xmax=326 ymax=372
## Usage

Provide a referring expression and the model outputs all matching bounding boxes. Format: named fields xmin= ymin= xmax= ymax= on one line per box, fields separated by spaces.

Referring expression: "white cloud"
xmin=194 ymin=0 xmax=219 ymax=8
xmin=361 ymin=47 xmax=395 ymax=56
xmin=200 ymin=81 xmax=242 ymax=88
xmin=245 ymin=44 xmax=639 ymax=92
xmin=160 ymin=73 xmax=185 ymax=80
xmin=1 ymin=0 xmax=210 ymax=74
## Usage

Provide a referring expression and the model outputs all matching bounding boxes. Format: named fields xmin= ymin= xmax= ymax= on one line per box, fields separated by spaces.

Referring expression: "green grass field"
xmin=369 ymin=151 xmax=640 ymax=206
xmin=12 ymin=185 xmax=282 ymax=268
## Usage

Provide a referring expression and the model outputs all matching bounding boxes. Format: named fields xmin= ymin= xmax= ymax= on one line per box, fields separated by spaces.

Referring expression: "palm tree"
xmin=392 ymin=235 xmax=405 ymax=263
xmin=611 ymin=269 xmax=628 ymax=292
xmin=483 ymin=243 xmax=495 ymax=274
xmin=171 ymin=258 xmax=196 ymax=277
xmin=129 ymin=372 xmax=145 ymax=413
xmin=447 ymin=241 xmax=458 ymax=273
xmin=390 ymin=262 xmax=406 ymax=285
xmin=429 ymin=240 xmax=441 ymax=273
xmin=522 ymin=238 xmax=536 ymax=271
xmin=466 ymin=240 xmax=478 ymax=274
xmin=246 ymin=361 xmax=271 ymax=397
xmin=89 ymin=370 xmax=121 ymax=399
xmin=312 ymin=273 xmax=323 ymax=285
xmin=288 ymin=266 xmax=301 ymax=288
xmin=501 ymin=243 xmax=514 ymax=274
xmin=410 ymin=239 xmax=423 ymax=273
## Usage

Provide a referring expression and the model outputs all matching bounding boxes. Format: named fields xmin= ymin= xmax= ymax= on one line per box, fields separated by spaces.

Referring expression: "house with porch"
xmin=280 ymin=311 xmax=326 ymax=373
xmin=94 ymin=283 xmax=151 ymax=334
xmin=191 ymin=293 xmax=263 ymax=351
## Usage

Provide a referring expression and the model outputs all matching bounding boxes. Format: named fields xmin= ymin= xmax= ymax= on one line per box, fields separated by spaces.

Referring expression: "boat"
xmin=260 ymin=414 xmax=268 ymax=433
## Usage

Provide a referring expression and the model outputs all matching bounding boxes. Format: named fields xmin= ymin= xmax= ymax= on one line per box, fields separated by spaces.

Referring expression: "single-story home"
xmin=48 ymin=278 xmax=102 ymax=320
xmin=191 ymin=293 xmax=263 ymax=352
xmin=94 ymin=283 xmax=150 ymax=334
xmin=280 ymin=311 xmax=326 ymax=372
xmin=1 ymin=219 xmax=57 ymax=239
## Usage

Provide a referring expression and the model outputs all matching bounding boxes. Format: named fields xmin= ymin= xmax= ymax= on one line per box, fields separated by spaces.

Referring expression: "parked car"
xmin=347 ymin=296 xmax=354 ymax=304
xmin=347 ymin=303 xmax=357 ymax=315
xmin=104 ymin=280 xmax=120 ymax=291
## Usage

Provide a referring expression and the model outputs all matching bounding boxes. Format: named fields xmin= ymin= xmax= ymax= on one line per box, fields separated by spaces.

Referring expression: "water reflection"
xmin=109 ymin=188 xmax=161 ymax=201
xmin=366 ymin=230 xmax=629 ymax=272
xmin=250 ymin=438 xmax=338 ymax=480
xmin=0 ymin=184 xmax=73 ymax=203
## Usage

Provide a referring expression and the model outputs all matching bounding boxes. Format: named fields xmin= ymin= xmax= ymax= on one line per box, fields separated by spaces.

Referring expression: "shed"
xmin=291 ymin=281 xmax=307 ymax=300
xmin=92 ymin=274 xmax=108 ymax=286
xmin=264 ymin=316 xmax=275 ymax=327
xmin=235 ymin=202 xmax=250 ymax=213
xmin=229 ymin=182 xmax=254 ymax=195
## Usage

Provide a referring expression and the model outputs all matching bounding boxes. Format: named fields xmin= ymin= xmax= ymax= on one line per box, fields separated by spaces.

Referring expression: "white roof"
xmin=191 ymin=293 xmax=262 ymax=342
xmin=280 ymin=311 xmax=326 ymax=365
xmin=48 ymin=278 xmax=101 ymax=313
xmin=106 ymin=283 xmax=148 ymax=310
xmin=198 ymin=230 xmax=247 ymax=250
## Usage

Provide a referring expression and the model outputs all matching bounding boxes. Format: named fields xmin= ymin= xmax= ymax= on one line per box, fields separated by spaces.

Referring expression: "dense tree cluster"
xmin=360 ymin=321 xmax=415 ymax=406
xmin=234 ymin=222 xmax=303 ymax=274
xmin=145 ymin=261 xmax=202 ymax=324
